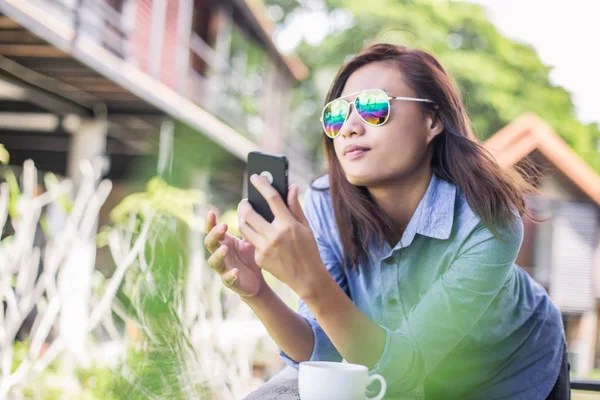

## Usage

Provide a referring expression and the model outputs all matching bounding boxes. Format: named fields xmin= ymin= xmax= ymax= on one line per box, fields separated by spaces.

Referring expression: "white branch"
xmin=32 ymin=336 xmax=65 ymax=374
xmin=29 ymin=297 xmax=60 ymax=359
xmin=1 ymin=158 xmax=259 ymax=399
xmin=87 ymin=210 xmax=155 ymax=331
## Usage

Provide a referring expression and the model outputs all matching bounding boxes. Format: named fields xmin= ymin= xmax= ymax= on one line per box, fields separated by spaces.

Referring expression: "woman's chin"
xmin=345 ymin=172 xmax=376 ymax=187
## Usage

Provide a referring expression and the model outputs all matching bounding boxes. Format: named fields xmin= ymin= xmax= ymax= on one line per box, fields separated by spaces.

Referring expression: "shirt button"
xmin=388 ymin=297 xmax=398 ymax=306
xmin=384 ymin=257 xmax=395 ymax=265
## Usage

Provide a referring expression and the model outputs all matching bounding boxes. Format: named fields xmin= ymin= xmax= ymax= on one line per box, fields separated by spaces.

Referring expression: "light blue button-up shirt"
xmin=280 ymin=173 xmax=565 ymax=399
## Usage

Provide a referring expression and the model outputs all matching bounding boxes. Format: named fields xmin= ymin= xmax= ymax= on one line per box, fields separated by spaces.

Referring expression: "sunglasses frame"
xmin=320 ymin=88 xmax=436 ymax=139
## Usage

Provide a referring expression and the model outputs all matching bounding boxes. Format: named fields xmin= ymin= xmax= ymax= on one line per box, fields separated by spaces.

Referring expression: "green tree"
xmin=265 ymin=0 xmax=600 ymax=172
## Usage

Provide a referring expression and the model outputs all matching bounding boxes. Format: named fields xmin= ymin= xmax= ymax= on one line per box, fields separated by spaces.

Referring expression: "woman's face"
xmin=332 ymin=61 xmax=442 ymax=187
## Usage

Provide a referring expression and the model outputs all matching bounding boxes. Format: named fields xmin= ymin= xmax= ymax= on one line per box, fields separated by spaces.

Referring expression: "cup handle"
xmin=365 ymin=374 xmax=386 ymax=400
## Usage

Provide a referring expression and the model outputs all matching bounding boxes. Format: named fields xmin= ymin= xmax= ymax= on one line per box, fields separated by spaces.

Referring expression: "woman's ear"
xmin=425 ymin=110 xmax=444 ymax=144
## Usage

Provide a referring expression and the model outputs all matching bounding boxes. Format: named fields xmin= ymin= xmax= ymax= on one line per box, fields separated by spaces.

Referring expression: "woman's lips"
xmin=345 ymin=149 xmax=369 ymax=160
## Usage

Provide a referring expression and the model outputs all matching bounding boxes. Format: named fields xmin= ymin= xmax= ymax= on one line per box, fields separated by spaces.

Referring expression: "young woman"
xmin=204 ymin=43 xmax=569 ymax=399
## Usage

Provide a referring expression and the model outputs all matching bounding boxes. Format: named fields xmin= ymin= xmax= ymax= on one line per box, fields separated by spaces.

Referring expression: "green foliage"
xmin=4 ymin=169 xmax=20 ymax=220
xmin=109 ymin=177 xmax=205 ymax=228
xmin=265 ymin=0 xmax=600 ymax=172
xmin=44 ymin=172 xmax=73 ymax=214
xmin=1 ymin=168 xmax=72 ymax=239
xmin=110 ymin=221 xmax=209 ymax=400
xmin=93 ymin=169 xmax=213 ymax=398
xmin=0 ymin=143 xmax=8 ymax=165
xmin=98 ymin=170 xmax=213 ymax=398
xmin=98 ymin=175 xmax=206 ymax=248
xmin=9 ymin=341 xmax=119 ymax=399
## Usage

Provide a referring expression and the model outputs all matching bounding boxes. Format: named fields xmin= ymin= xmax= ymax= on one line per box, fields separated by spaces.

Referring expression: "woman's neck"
xmin=367 ymin=166 xmax=433 ymax=241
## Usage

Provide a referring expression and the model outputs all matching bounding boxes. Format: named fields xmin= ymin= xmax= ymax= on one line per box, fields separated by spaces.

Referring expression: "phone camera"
xmin=260 ymin=171 xmax=274 ymax=184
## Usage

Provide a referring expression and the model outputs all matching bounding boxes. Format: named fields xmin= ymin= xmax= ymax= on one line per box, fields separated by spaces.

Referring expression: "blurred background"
xmin=0 ymin=0 xmax=598 ymax=398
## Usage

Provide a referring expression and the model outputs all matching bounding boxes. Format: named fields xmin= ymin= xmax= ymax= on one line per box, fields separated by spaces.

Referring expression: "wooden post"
xmin=214 ymin=3 xmax=233 ymax=72
xmin=67 ymin=116 xmax=108 ymax=186
xmin=261 ymin=60 xmax=283 ymax=152
xmin=176 ymin=0 xmax=194 ymax=94
xmin=209 ymin=5 xmax=233 ymax=111
xmin=148 ymin=0 xmax=167 ymax=79
xmin=62 ymin=115 xmax=108 ymax=364
xmin=157 ymin=119 xmax=174 ymax=177
xmin=121 ymin=0 xmax=136 ymax=62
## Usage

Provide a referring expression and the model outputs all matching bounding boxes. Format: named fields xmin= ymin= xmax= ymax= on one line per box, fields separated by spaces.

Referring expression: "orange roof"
xmin=483 ymin=113 xmax=600 ymax=206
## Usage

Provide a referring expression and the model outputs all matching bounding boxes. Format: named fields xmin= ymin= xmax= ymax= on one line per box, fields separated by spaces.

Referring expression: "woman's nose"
xmin=339 ymin=104 xmax=366 ymax=139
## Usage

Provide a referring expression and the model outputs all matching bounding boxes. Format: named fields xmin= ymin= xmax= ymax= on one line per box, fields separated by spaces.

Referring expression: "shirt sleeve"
xmin=279 ymin=186 xmax=349 ymax=368
xmin=369 ymin=218 xmax=524 ymax=391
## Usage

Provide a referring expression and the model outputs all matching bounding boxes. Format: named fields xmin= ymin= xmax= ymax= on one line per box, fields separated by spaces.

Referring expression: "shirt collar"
xmin=416 ymin=174 xmax=457 ymax=240
xmin=390 ymin=173 xmax=457 ymax=252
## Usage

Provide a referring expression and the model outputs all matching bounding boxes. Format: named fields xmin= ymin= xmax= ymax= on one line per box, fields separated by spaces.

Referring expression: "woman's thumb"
xmin=287 ymin=184 xmax=308 ymax=225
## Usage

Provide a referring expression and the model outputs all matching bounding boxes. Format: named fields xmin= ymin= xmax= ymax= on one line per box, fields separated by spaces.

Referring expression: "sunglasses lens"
xmin=356 ymin=90 xmax=390 ymax=125
xmin=322 ymin=99 xmax=349 ymax=138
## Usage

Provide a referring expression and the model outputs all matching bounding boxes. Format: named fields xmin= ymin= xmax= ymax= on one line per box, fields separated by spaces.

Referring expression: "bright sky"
xmin=272 ymin=0 xmax=600 ymax=126
xmin=465 ymin=0 xmax=600 ymax=125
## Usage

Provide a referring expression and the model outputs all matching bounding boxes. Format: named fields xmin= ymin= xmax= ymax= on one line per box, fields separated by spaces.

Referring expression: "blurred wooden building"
xmin=485 ymin=113 xmax=600 ymax=377
xmin=0 ymin=0 xmax=312 ymax=207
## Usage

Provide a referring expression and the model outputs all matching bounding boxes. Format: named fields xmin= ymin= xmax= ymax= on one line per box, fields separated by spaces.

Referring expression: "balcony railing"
xmin=188 ymin=31 xmax=269 ymax=143
xmin=45 ymin=0 xmax=131 ymax=59
xmin=24 ymin=0 xmax=267 ymax=142
xmin=572 ymin=379 xmax=600 ymax=391
xmin=4 ymin=0 xmax=313 ymax=177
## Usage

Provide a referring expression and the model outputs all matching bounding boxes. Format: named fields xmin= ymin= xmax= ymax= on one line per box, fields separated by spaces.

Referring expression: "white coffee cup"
xmin=299 ymin=361 xmax=386 ymax=400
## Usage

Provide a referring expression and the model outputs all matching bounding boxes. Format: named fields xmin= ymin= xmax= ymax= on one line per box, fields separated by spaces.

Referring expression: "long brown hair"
xmin=319 ymin=43 xmax=537 ymax=269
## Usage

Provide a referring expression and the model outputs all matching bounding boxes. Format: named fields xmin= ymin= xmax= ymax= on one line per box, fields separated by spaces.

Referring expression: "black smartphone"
xmin=247 ymin=151 xmax=289 ymax=223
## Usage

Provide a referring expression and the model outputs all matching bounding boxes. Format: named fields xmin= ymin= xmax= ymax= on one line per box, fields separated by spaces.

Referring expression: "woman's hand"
xmin=237 ymin=175 xmax=326 ymax=297
xmin=204 ymin=210 xmax=266 ymax=298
